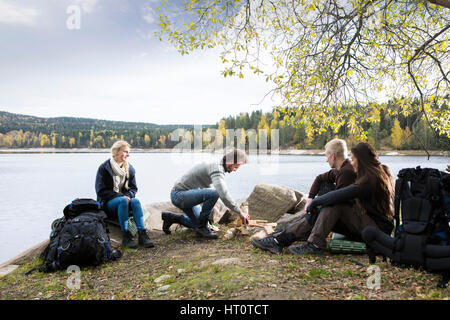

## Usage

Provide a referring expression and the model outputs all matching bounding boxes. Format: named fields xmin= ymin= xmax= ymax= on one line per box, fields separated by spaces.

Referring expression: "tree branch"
xmin=428 ymin=0 xmax=450 ymax=9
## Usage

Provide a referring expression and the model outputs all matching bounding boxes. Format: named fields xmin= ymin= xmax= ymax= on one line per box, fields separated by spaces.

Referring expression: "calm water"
xmin=0 ymin=152 xmax=448 ymax=264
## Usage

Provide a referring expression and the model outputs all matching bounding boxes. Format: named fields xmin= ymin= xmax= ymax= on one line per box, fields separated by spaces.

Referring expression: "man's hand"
xmin=240 ymin=213 xmax=250 ymax=225
xmin=239 ymin=204 xmax=250 ymax=225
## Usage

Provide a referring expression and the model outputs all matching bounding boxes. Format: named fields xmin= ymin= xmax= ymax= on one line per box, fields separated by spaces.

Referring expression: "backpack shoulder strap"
xmin=394 ymin=177 xmax=404 ymax=230
xmin=429 ymin=175 xmax=441 ymax=202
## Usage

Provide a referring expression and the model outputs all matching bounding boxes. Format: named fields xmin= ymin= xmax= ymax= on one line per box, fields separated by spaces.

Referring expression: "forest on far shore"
xmin=0 ymin=104 xmax=448 ymax=151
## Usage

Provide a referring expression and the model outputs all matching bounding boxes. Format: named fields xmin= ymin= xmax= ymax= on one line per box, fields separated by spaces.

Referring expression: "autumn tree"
xmin=158 ymin=135 xmax=167 ymax=148
xmin=403 ymin=125 xmax=412 ymax=149
xmin=40 ymin=134 xmax=50 ymax=147
xmin=217 ymin=119 xmax=227 ymax=147
xmin=156 ymin=0 xmax=450 ymax=149
xmin=391 ymin=118 xmax=404 ymax=149
xmin=144 ymin=134 xmax=151 ymax=146
xmin=256 ymin=114 xmax=270 ymax=146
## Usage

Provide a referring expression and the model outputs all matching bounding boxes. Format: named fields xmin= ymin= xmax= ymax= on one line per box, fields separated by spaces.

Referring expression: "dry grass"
xmin=0 ymin=227 xmax=448 ymax=300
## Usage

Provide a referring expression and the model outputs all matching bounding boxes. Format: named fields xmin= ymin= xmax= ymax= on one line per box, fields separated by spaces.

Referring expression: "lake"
xmin=0 ymin=151 xmax=448 ymax=265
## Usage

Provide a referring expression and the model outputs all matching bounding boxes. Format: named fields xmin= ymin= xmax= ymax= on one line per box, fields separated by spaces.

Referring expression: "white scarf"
xmin=110 ymin=158 xmax=129 ymax=193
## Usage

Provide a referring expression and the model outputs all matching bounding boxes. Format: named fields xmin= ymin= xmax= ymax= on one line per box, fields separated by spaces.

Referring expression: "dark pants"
xmin=170 ymin=188 xmax=220 ymax=229
xmin=275 ymin=203 xmax=378 ymax=249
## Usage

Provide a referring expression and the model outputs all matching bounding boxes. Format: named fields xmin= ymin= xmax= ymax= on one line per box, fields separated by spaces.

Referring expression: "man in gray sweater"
xmin=162 ymin=149 xmax=250 ymax=239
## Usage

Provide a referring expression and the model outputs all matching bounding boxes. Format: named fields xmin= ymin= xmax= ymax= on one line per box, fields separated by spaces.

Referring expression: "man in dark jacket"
xmin=252 ymin=138 xmax=356 ymax=255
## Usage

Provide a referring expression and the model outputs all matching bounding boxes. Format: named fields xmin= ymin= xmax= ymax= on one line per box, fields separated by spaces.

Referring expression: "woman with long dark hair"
xmin=288 ymin=142 xmax=395 ymax=256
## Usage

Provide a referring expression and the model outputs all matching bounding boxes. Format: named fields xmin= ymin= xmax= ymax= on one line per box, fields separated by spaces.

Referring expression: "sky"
xmin=0 ymin=0 xmax=279 ymax=125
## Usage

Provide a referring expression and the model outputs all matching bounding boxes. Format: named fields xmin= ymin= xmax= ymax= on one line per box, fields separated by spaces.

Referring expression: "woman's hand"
xmin=124 ymin=196 xmax=131 ymax=202
xmin=305 ymin=198 xmax=313 ymax=213
xmin=306 ymin=198 xmax=316 ymax=213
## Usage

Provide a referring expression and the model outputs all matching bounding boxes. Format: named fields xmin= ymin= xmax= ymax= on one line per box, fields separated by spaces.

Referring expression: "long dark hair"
xmin=351 ymin=143 xmax=394 ymax=219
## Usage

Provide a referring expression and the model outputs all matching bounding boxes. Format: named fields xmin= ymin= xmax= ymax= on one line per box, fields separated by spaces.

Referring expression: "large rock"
xmin=247 ymin=184 xmax=305 ymax=222
xmin=288 ymin=190 xmax=307 ymax=214
xmin=144 ymin=202 xmax=185 ymax=232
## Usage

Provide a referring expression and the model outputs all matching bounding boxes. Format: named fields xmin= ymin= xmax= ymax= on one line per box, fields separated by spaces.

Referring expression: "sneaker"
xmin=251 ymin=235 xmax=283 ymax=255
xmin=288 ymin=242 xmax=323 ymax=256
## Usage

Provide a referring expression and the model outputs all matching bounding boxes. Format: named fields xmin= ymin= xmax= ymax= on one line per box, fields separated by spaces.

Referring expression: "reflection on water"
xmin=0 ymin=152 xmax=448 ymax=264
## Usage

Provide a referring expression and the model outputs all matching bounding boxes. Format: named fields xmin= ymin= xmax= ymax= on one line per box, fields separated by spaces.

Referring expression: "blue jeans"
xmin=106 ymin=197 xmax=145 ymax=231
xmin=170 ymin=189 xmax=220 ymax=229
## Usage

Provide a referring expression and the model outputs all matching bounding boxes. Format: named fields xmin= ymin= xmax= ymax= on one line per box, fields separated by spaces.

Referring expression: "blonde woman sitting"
xmin=95 ymin=141 xmax=154 ymax=249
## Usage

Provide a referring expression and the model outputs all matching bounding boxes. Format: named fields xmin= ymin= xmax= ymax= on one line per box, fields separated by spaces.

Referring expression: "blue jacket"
xmin=95 ymin=159 xmax=138 ymax=208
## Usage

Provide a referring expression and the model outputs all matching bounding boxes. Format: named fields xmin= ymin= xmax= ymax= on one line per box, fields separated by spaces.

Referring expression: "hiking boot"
xmin=122 ymin=230 xmax=138 ymax=249
xmin=161 ymin=211 xmax=182 ymax=235
xmin=138 ymin=229 xmax=155 ymax=248
xmin=251 ymin=235 xmax=283 ymax=255
xmin=195 ymin=220 xmax=218 ymax=239
xmin=288 ymin=242 xmax=323 ymax=256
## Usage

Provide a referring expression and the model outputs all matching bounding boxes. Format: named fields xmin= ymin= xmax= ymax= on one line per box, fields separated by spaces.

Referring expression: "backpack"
xmin=362 ymin=166 xmax=450 ymax=287
xmin=63 ymin=198 xmax=102 ymax=219
xmin=26 ymin=198 xmax=121 ymax=274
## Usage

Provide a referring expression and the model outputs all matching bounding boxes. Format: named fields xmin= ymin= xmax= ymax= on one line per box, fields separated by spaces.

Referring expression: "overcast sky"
xmin=0 ymin=0 xmax=279 ymax=125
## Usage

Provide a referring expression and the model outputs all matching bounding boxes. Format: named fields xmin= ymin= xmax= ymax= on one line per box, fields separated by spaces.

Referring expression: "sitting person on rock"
xmin=95 ymin=140 xmax=154 ymax=249
xmin=162 ymin=148 xmax=250 ymax=239
xmin=253 ymin=142 xmax=394 ymax=256
xmin=252 ymin=138 xmax=356 ymax=254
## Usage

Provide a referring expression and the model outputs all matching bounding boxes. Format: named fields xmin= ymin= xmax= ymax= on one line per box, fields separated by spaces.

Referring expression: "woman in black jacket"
xmin=288 ymin=142 xmax=395 ymax=255
xmin=95 ymin=141 xmax=154 ymax=249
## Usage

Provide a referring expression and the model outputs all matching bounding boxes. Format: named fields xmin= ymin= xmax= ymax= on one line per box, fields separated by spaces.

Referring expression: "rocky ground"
xmin=0 ymin=225 xmax=449 ymax=300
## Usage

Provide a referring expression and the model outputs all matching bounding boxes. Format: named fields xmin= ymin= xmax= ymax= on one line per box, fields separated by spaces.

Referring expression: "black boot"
xmin=138 ymin=229 xmax=155 ymax=248
xmin=195 ymin=220 xmax=218 ymax=239
xmin=161 ymin=211 xmax=182 ymax=235
xmin=122 ymin=230 xmax=138 ymax=249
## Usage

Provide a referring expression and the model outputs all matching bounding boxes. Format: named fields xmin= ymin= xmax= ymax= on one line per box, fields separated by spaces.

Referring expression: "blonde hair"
xmin=111 ymin=141 xmax=131 ymax=158
xmin=325 ymin=138 xmax=348 ymax=159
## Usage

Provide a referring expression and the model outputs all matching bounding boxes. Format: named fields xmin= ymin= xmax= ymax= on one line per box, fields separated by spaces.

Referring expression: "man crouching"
xmin=162 ymin=149 xmax=250 ymax=239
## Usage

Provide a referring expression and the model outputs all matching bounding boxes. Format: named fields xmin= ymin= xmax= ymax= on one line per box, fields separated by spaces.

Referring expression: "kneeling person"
xmin=162 ymin=149 xmax=250 ymax=239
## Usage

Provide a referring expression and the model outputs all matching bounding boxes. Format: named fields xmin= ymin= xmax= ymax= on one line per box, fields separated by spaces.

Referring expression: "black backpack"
xmin=362 ymin=166 xmax=450 ymax=287
xmin=63 ymin=198 xmax=102 ymax=219
xmin=27 ymin=199 xmax=121 ymax=274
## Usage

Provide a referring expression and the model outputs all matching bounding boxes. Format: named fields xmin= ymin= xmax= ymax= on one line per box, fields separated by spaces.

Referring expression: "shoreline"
xmin=0 ymin=148 xmax=448 ymax=157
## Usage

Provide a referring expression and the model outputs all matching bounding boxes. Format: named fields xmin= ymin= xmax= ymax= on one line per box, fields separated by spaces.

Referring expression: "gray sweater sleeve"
xmin=210 ymin=171 xmax=242 ymax=214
